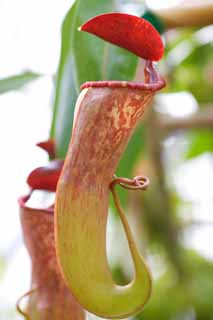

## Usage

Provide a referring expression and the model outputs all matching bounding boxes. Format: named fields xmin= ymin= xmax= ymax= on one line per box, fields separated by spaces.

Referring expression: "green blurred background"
xmin=0 ymin=0 xmax=213 ymax=319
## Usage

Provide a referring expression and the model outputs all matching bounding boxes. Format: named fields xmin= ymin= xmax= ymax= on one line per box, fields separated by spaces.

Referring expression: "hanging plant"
xmin=55 ymin=13 xmax=165 ymax=319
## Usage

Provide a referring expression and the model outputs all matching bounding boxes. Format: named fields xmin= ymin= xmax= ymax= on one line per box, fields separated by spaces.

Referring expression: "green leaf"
xmin=186 ymin=129 xmax=213 ymax=159
xmin=51 ymin=0 xmax=138 ymax=159
xmin=0 ymin=71 xmax=41 ymax=94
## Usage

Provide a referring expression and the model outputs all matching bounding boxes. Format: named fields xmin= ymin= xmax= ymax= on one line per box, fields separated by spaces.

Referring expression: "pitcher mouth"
xmin=18 ymin=193 xmax=54 ymax=214
xmin=81 ymin=60 xmax=166 ymax=91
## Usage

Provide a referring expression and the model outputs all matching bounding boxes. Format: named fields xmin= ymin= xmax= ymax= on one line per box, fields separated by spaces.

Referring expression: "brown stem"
xmin=158 ymin=106 xmax=213 ymax=132
xmin=151 ymin=1 xmax=213 ymax=29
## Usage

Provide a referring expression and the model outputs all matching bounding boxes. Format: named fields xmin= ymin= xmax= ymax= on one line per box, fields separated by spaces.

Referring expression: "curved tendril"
xmin=110 ymin=174 xmax=149 ymax=264
xmin=111 ymin=174 xmax=150 ymax=191
xmin=16 ymin=288 xmax=38 ymax=320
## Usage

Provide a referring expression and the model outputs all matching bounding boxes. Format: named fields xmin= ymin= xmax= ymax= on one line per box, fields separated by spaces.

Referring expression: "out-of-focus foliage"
xmin=130 ymin=24 xmax=213 ymax=320
xmin=0 ymin=71 xmax=41 ymax=95
xmin=165 ymin=27 xmax=213 ymax=103
xmin=137 ymin=250 xmax=213 ymax=320
xmin=164 ymin=27 xmax=213 ymax=161
xmin=186 ymin=130 xmax=213 ymax=159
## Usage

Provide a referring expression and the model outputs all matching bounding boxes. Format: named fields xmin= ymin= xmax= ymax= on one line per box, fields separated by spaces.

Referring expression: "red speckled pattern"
xmin=80 ymin=13 xmax=164 ymax=61
xmin=60 ymin=87 xmax=153 ymax=201
xmin=20 ymin=201 xmax=85 ymax=320
xmin=60 ymin=61 xmax=165 ymax=198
